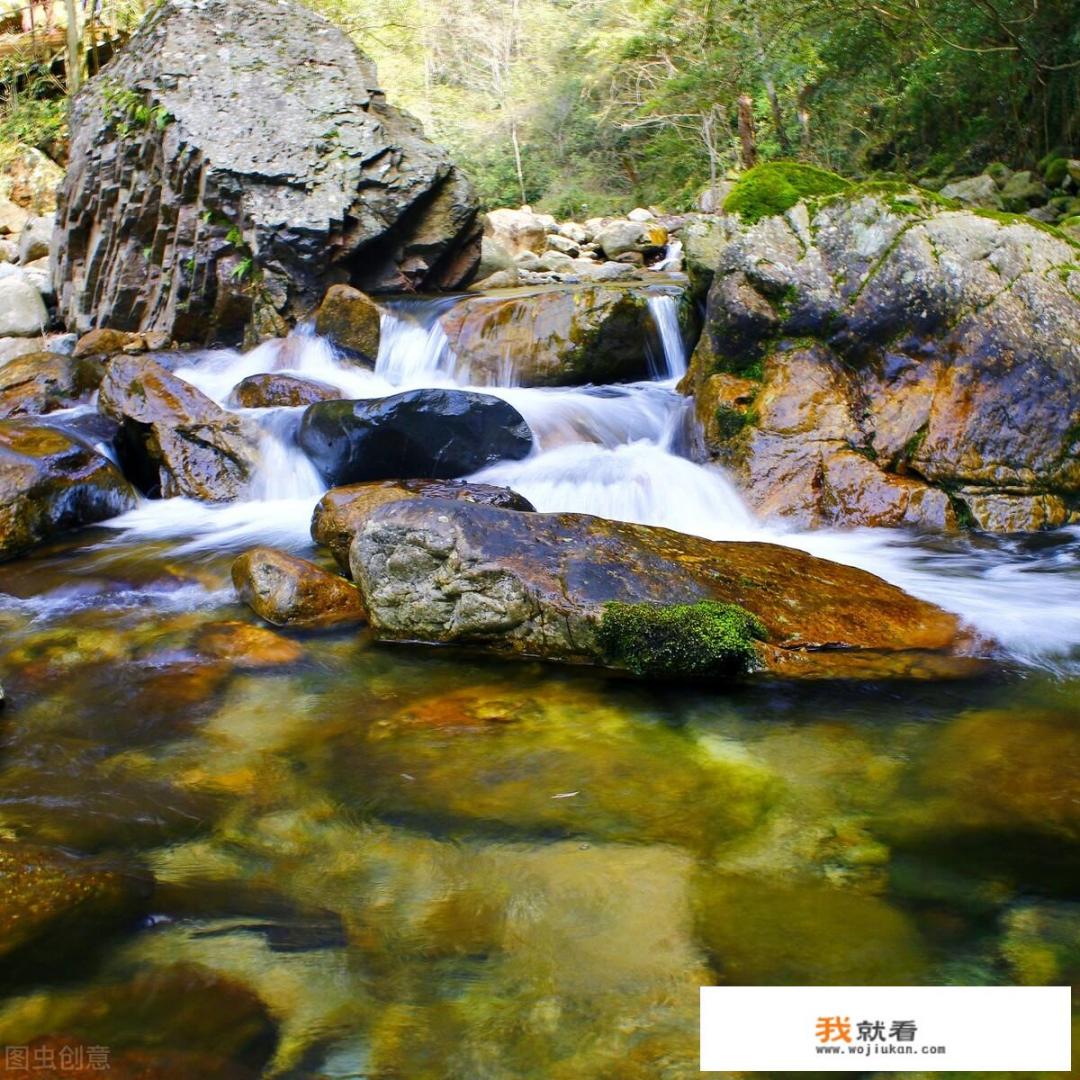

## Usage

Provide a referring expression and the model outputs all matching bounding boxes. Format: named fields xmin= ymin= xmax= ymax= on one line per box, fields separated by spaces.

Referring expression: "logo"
xmin=815 ymin=1015 xmax=945 ymax=1057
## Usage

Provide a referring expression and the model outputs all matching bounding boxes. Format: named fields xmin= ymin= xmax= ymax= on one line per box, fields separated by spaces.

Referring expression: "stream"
xmin=0 ymin=284 xmax=1077 ymax=1076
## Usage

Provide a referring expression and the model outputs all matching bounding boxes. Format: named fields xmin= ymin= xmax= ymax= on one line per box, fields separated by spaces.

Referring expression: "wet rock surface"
xmin=312 ymin=478 xmax=535 ymax=571
xmin=0 ymin=352 xmax=104 ymax=419
xmin=232 ymin=546 xmax=366 ymax=629
xmin=298 ymin=389 xmax=533 ymax=486
xmin=684 ymin=192 xmax=1080 ymax=530
xmin=351 ymin=498 xmax=963 ymax=677
xmin=0 ymin=419 xmax=137 ymax=560
xmin=53 ymin=0 xmax=480 ymax=345
xmin=226 ymin=372 xmax=340 ymax=409
xmin=439 ymin=285 xmax=684 ymax=386
xmin=98 ymin=356 xmax=260 ymax=500
xmin=312 ymin=284 xmax=382 ymax=362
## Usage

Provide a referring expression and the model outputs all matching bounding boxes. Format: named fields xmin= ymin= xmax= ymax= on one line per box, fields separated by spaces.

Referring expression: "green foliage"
xmin=0 ymin=95 xmax=67 ymax=157
xmin=596 ymin=600 xmax=767 ymax=678
xmin=1044 ymin=158 xmax=1069 ymax=187
xmin=101 ymin=82 xmax=171 ymax=137
xmin=724 ymin=162 xmax=850 ymax=224
xmin=714 ymin=405 xmax=751 ymax=439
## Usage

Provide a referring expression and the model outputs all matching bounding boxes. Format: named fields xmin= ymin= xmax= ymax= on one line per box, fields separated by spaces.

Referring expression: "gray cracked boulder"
xmin=685 ymin=191 xmax=1080 ymax=531
xmin=53 ymin=0 xmax=481 ymax=346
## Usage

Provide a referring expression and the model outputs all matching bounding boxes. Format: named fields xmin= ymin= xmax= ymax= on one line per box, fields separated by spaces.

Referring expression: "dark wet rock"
xmin=227 ymin=372 xmax=340 ymax=409
xmin=693 ymin=876 xmax=928 ymax=984
xmin=0 ymin=351 xmax=105 ymax=418
xmin=0 ymin=419 xmax=137 ymax=560
xmin=232 ymin=546 xmax=366 ymax=628
xmin=53 ymin=0 xmax=480 ymax=346
xmin=439 ymin=285 xmax=680 ymax=386
xmin=0 ymin=965 xmax=278 ymax=1079
xmin=311 ymin=478 xmax=534 ymax=571
xmin=351 ymin=498 xmax=964 ymax=678
xmin=684 ymin=192 xmax=1080 ymax=530
xmin=0 ymin=841 xmax=150 ymax=963
xmin=313 ymin=284 xmax=381 ymax=362
xmin=98 ymin=355 xmax=260 ymax=500
xmin=298 ymin=389 xmax=533 ymax=487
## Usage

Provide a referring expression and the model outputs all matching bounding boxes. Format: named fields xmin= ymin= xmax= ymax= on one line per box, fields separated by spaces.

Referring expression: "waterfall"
xmin=96 ymin=285 xmax=1080 ymax=669
xmin=646 ymin=294 xmax=688 ymax=381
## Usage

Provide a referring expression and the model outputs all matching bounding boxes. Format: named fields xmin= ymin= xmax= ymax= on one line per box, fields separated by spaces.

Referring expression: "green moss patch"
xmin=724 ymin=162 xmax=851 ymax=225
xmin=596 ymin=600 xmax=767 ymax=678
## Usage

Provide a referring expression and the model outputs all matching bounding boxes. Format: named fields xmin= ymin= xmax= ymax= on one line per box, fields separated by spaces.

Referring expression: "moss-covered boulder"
xmin=311 ymin=478 xmax=534 ymax=571
xmin=438 ymin=284 xmax=682 ymax=386
xmin=351 ymin=497 xmax=964 ymax=678
xmin=0 ymin=419 xmax=137 ymax=561
xmin=98 ymin=355 xmax=260 ymax=500
xmin=722 ymin=162 xmax=851 ymax=224
xmin=231 ymin=546 xmax=366 ymax=628
xmin=685 ymin=190 xmax=1080 ymax=531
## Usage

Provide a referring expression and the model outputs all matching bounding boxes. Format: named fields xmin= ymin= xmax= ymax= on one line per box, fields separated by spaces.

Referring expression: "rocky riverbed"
xmin=0 ymin=0 xmax=1077 ymax=1074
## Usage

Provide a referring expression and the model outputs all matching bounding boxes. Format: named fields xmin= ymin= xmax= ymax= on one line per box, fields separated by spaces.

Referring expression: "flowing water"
xmin=0 ymin=285 xmax=1077 ymax=1077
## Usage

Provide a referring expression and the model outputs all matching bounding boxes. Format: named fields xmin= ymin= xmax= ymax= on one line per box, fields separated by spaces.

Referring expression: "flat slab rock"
xmin=351 ymin=498 xmax=971 ymax=679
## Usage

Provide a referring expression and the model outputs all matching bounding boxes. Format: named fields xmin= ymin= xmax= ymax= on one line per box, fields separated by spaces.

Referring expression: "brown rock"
xmin=194 ymin=620 xmax=304 ymax=668
xmin=227 ymin=372 xmax=340 ymax=408
xmin=231 ymin=546 xmax=366 ymax=628
xmin=72 ymin=328 xmax=171 ymax=359
xmin=352 ymin=498 xmax=965 ymax=678
xmin=0 ymin=352 xmax=105 ymax=419
xmin=0 ymin=841 xmax=149 ymax=961
xmin=0 ymin=419 xmax=137 ymax=561
xmin=311 ymin=478 xmax=535 ymax=571
xmin=98 ymin=356 xmax=260 ymax=500
xmin=313 ymin=284 xmax=381 ymax=361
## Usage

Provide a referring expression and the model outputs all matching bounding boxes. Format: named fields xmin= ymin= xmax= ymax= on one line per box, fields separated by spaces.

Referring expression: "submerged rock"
xmin=298 ymin=389 xmax=533 ymax=486
xmin=438 ymin=285 xmax=681 ymax=386
xmin=98 ymin=355 xmax=260 ymax=500
xmin=194 ymin=621 xmax=304 ymax=669
xmin=0 ymin=419 xmax=137 ymax=560
xmin=311 ymin=478 xmax=535 ymax=571
xmin=0 ymin=351 xmax=104 ymax=419
xmin=0 ymin=841 xmax=149 ymax=964
xmin=232 ymin=547 xmax=366 ymax=629
xmin=693 ymin=875 xmax=928 ymax=984
xmin=351 ymin=498 xmax=963 ymax=678
xmin=227 ymin=373 xmax=340 ymax=409
xmin=53 ymin=0 xmax=480 ymax=345
xmin=684 ymin=192 xmax=1080 ymax=530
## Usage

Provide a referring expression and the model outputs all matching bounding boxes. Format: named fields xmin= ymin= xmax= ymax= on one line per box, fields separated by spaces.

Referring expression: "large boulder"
xmin=0 ymin=351 xmax=103 ymax=419
xmin=0 ymin=144 xmax=64 ymax=214
xmin=312 ymin=284 xmax=381 ymax=362
xmin=98 ymin=356 xmax=260 ymax=500
xmin=311 ymin=478 xmax=535 ymax=571
xmin=595 ymin=219 xmax=668 ymax=260
xmin=231 ymin=546 xmax=365 ymax=628
xmin=52 ymin=0 xmax=481 ymax=346
xmin=0 ymin=271 xmax=47 ymax=336
xmin=297 ymin=389 xmax=533 ymax=486
xmin=0 ymin=419 xmax=138 ymax=560
xmin=484 ymin=207 xmax=550 ymax=256
xmin=684 ymin=191 xmax=1080 ymax=531
xmin=438 ymin=285 xmax=682 ymax=386
xmin=351 ymin=498 xmax=965 ymax=679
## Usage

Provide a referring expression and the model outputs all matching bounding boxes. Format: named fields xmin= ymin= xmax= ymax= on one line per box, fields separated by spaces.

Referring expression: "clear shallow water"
xmin=0 ymin=291 xmax=1077 ymax=1076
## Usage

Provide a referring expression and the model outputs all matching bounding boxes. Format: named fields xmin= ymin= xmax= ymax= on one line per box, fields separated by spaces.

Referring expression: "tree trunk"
xmin=737 ymin=94 xmax=758 ymax=169
xmin=64 ymin=0 xmax=81 ymax=94
xmin=763 ymin=74 xmax=790 ymax=153
xmin=510 ymin=118 xmax=527 ymax=207
xmin=797 ymin=84 xmax=814 ymax=156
